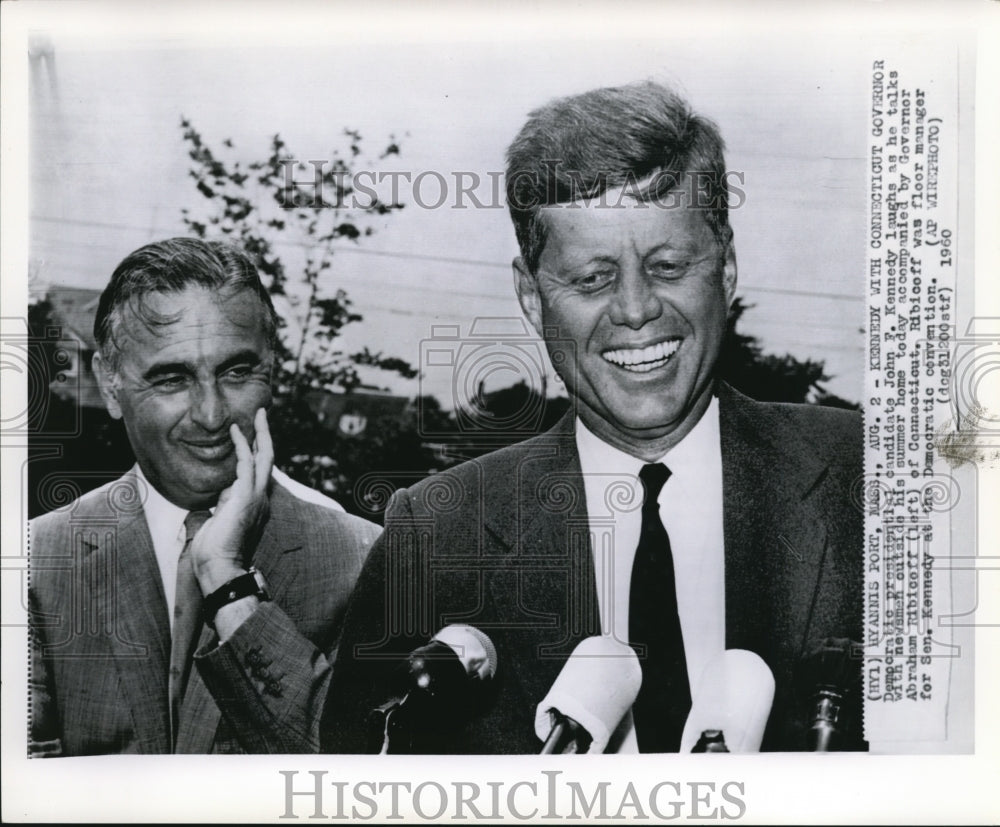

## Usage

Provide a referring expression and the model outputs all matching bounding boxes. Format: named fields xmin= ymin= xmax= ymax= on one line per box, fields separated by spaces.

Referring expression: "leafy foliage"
xmin=718 ymin=298 xmax=858 ymax=410
xmin=26 ymin=298 xmax=134 ymax=518
xmin=174 ymin=121 xmax=427 ymax=517
xmin=179 ymin=119 xmax=416 ymax=396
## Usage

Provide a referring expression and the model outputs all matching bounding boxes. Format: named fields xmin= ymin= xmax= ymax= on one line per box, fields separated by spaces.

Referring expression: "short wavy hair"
xmin=505 ymin=81 xmax=730 ymax=274
xmin=94 ymin=237 xmax=278 ymax=369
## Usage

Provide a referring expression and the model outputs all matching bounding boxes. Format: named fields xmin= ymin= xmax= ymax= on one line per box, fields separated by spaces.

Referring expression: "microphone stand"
xmin=806 ymin=688 xmax=844 ymax=752
xmin=540 ymin=711 xmax=593 ymax=754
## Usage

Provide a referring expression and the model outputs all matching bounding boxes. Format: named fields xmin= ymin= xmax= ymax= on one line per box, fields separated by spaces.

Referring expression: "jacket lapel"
xmin=249 ymin=484 xmax=306 ymax=610
xmin=484 ymin=415 xmax=600 ymax=711
xmin=718 ymin=384 xmax=830 ymax=665
xmin=175 ymin=483 xmax=306 ymax=754
xmin=83 ymin=474 xmax=172 ymax=753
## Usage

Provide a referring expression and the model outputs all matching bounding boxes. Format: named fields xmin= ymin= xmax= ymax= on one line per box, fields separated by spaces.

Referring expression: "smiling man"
xmin=513 ymin=188 xmax=736 ymax=460
xmin=322 ymin=81 xmax=864 ymax=753
xmin=28 ymin=238 xmax=378 ymax=755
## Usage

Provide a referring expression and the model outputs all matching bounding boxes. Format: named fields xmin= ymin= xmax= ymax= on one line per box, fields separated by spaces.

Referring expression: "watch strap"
xmin=203 ymin=566 xmax=270 ymax=626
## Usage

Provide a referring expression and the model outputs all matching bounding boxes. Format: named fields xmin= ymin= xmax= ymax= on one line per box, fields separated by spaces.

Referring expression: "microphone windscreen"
xmin=534 ymin=636 xmax=642 ymax=754
xmin=432 ymin=625 xmax=498 ymax=681
xmin=680 ymin=649 xmax=775 ymax=753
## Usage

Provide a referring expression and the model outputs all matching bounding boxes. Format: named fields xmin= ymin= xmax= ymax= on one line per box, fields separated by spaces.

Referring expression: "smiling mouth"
xmin=602 ymin=339 xmax=681 ymax=373
xmin=182 ymin=438 xmax=233 ymax=461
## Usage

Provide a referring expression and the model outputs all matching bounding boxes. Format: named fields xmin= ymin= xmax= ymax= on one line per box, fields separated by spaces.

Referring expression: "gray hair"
xmin=94 ymin=237 xmax=279 ymax=368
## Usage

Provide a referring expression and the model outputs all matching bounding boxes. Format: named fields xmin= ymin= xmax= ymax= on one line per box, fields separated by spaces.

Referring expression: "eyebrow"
xmin=141 ymin=350 xmax=264 ymax=383
xmin=550 ymin=253 xmax=619 ymax=274
xmin=642 ymin=240 xmax=701 ymax=258
xmin=217 ymin=350 xmax=266 ymax=373
xmin=142 ymin=362 xmax=192 ymax=383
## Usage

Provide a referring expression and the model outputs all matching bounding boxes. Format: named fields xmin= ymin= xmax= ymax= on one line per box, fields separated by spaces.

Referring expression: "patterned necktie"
xmin=628 ymin=463 xmax=691 ymax=752
xmin=169 ymin=509 xmax=210 ymax=748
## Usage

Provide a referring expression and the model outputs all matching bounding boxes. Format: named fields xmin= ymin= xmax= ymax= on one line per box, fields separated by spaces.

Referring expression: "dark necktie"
xmin=628 ymin=463 xmax=691 ymax=752
xmin=169 ymin=509 xmax=210 ymax=748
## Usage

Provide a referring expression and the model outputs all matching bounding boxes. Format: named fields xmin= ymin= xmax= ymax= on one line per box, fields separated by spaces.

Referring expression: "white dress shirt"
xmin=135 ymin=465 xmax=192 ymax=633
xmin=575 ymin=395 xmax=726 ymax=752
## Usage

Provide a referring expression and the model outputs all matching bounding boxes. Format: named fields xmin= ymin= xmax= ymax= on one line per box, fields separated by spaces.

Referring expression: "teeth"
xmin=602 ymin=339 xmax=680 ymax=372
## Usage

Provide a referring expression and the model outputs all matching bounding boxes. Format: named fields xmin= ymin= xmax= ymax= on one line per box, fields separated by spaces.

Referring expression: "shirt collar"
xmin=135 ymin=464 xmax=193 ymax=546
xmin=575 ymin=394 xmax=721 ymax=478
xmin=660 ymin=394 xmax=721 ymax=480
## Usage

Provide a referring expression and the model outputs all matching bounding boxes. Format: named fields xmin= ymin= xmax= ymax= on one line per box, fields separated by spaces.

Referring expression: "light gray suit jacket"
xmin=29 ymin=471 xmax=379 ymax=755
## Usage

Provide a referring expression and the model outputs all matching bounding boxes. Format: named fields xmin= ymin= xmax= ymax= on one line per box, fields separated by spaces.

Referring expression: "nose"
xmin=189 ymin=379 xmax=229 ymax=432
xmin=608 ymin=266 xmax=662 ymax=329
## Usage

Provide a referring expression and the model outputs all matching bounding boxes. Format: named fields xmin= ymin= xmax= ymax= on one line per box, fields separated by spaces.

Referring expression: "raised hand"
xmin=190 ymin=408 xmax=274 ymax=595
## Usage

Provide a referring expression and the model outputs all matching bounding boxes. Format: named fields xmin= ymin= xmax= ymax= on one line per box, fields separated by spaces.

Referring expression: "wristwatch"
xmin=203 ymin=566 xmax=270 ymax=627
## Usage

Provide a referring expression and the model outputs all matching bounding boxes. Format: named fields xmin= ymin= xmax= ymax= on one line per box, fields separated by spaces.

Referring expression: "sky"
xmin=28 ymin=25 xmax=868 ymax=404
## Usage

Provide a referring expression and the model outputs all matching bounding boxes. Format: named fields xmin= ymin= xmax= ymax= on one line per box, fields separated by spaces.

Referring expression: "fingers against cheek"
xmin=230 ymin=422 xmax=253 ymax=485
xmin=230 ymin=422 xmax=250 ymax=453
xmin=255 ymin=409 xmax=273 ymax=455
xmin=253 ymin=408 xmax=273 ymax=495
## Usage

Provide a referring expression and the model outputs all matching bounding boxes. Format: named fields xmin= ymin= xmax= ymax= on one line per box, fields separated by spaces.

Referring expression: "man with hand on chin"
xmin=323 ymin=81 xmax=864 ymax=753
xmin=29 ymin=237 xmax=379 ymax=755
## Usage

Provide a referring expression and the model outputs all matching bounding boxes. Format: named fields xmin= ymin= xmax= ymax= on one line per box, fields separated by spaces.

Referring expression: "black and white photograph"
xmin=2 ymin=0 xmax=997 ymax=822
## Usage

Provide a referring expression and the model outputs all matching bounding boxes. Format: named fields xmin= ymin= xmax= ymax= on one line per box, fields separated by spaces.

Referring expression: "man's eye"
xmin=224 ymin=365 xmax=254 ymax=381
xmin=153 ymin=376 xmax=188 ymax=390
xmin=573 ymin=271 xmax=615 ymax=292
xmin=647 ymin=260 xmax=685 ymax=279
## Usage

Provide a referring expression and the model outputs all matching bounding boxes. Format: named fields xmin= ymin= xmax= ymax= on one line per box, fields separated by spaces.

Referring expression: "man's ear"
xmin=721 ymin=233 xmax=738 ymax=308
xmin=92 ymin=352 xmax=123 ymax=420
xmin=513 ymin=256 xmax=544 ymax=338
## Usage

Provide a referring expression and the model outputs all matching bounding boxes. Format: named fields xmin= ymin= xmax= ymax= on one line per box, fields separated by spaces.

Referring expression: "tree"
xmin=178 ymin=121 xmax=425 ymax=514
xmin=179 ymin=120 xmax=417 ymax=399
xmin=421 ymin=303 xmax=858 ymax=472
xmin=25 ymin=297 xmax=134 ymax=518
xmin=717 ymin=298 xmax=858 ymax=409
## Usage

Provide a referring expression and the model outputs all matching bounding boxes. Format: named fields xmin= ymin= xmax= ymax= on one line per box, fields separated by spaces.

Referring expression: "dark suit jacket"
xmin=29 ymin=471 xmax=379 ymax=756
xmin=321 ymin=384 xmax=863 ymax=753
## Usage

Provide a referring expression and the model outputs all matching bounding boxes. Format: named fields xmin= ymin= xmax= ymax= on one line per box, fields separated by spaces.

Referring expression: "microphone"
xmin=797 ymin=637 xmax=861 ymax=751
xmin=534 ymin=637 xmax=642 ymax=754
xmin=370 ymin=624 xmax=497 ymax=754
xmin=680 ymin=649 xmax=775 ymax=753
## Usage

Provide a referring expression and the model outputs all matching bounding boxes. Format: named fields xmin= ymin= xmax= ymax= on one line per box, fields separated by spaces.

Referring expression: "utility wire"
xmin=31 ymin=213 xmax=866 ymax=303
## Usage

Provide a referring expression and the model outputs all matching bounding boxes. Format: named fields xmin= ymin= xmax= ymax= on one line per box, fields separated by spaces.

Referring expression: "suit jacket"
xmin=28 ymin=471 xmax=379 ymax=756
xmin=321 ymin=384 xmax=864 ymax=753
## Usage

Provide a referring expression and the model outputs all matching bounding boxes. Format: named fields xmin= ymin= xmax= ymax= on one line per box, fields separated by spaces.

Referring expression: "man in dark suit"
xmin=29 ymin=238 xmax=378 ymax=755
xmin=321 ymin=81 xmax=863 ymax=753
